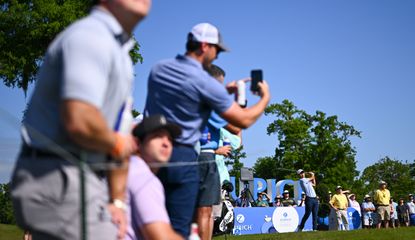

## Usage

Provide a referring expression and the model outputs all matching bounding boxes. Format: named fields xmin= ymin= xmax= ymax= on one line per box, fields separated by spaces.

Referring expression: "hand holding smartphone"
xmin=250 ymin=69 xmax=263 ymax=94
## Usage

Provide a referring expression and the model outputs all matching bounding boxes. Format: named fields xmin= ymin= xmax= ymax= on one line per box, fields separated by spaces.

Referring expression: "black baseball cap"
xmin=132 ymin=115 xmax=181 ymax=139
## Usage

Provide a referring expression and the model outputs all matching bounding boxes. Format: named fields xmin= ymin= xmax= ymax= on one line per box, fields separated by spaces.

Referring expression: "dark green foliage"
xmin=253 ymin=99 xmax=361 ymax=191
xmin=131 ymin=109 xmax=140 ymax=118
xmin=0 ymin=183 xmax=15 ymax=224
xmin=358 ymin=157 xmax=415 ymax=200
xmin=0 ymin=0 xmax=142 ymax=94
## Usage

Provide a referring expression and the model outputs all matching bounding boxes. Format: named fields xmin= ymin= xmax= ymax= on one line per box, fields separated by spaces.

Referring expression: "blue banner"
xmin=233 ymin=207 xmax=361 ymax=235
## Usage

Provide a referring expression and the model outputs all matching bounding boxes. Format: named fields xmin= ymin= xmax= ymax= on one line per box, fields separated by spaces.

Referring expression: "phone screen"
xmin=250 ymin=69 xmax=263 ymax=93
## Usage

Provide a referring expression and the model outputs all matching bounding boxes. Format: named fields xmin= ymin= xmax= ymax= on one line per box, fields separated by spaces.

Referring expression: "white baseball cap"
xmin=297 ymin=169 xmax=304 ymax=175
xmin=189 ymin=23 xmax=229 ymax=52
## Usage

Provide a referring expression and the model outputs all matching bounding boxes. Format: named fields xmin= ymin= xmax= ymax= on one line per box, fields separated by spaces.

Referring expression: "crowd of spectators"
xmin=232 ymin=179 xmax=415 ymax=232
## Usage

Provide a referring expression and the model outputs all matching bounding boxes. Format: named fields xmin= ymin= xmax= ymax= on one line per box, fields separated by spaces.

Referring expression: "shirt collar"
xmin=176 ymin=54 xmax=203 ymax=69
xmin=91 ymin=7 xmax=135 ymax=49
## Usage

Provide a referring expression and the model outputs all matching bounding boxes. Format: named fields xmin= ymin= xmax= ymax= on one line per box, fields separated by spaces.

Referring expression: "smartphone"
xmin=250 ymin=69 xmax=263 ymax=93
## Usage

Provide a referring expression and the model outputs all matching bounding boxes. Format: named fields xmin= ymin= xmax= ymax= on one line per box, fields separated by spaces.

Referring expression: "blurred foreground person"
xmin=126 ymin=115 xmax=183 ymax=240
xmin=10 ymin=1 xmax=151 ymax=239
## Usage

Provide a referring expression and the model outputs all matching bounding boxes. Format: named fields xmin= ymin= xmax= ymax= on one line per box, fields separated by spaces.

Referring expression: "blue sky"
xmin=1 ymin=0 xmax=415 ymax=183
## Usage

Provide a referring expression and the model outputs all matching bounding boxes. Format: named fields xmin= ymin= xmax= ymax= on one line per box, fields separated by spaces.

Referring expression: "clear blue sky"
xmin=1 ymin=0 xmax=415 ymax=183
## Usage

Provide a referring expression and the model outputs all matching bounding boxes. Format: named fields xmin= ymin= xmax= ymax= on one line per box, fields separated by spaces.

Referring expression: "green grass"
xmin=0 ymin=224 xmax=23 ymax=240
xmin=2 ymin=223 xmax=415 ymax=240
xmin=214 ymin=227 xmax=415 ymax=240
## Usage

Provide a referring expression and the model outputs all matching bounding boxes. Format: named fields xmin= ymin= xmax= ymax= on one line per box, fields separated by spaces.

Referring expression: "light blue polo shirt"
xmin=299 ymin=178 xmax=317 ymax=198
xmin=144 ymin=55 xmax=234 ymax=146
xmin=23 ymin=7 xmax=135 ymax=160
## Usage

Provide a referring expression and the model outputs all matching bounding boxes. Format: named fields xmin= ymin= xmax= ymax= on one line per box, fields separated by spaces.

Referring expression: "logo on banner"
xmin=236 ymin=214 xmax=245 ymax=223
xmin=272 ymin=207 xmax=299 ymax=233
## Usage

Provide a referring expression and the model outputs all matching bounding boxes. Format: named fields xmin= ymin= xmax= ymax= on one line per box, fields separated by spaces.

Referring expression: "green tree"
xmin=254 ymin=99 xmax=361 ymax=191
xmin=359 ymin=156 xmax=415 ymax=199
xmin=0 ymin=0 xmax=142 ymax=94
xmin=225 ymin=145 xmax=246 ymax=191
xmin=0 ymin=182 xmax=15 ymax=224
xmin=253 ymin=156 xmax=278 ymax=180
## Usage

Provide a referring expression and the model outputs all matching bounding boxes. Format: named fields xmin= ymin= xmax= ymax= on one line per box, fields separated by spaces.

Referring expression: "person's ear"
xmin=200 ymin=42 xmax=210 ymax=53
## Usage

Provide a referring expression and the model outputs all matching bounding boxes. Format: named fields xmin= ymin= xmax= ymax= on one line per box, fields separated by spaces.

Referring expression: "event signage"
xmin=233 ymin=207 xmax=361 ymax=235
xmin=229 ymin=177 xmax=305 ymax=202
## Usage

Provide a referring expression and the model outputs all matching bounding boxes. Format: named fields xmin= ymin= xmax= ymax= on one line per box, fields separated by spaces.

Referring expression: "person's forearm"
xmin=222 ymin=95 xmax=270 ymax=129
xmin=225 ymin=123 xmax=241 ymax=135
xmin=62 ymin=100 xmax=116 ymax=153
xmin=108 ymin=158 xmax=129 ymax=201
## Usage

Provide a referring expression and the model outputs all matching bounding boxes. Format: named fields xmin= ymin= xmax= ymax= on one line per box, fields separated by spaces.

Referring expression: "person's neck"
xmin=186 ymin=51 xmax=204 ymax=64
xmin=137 ymin=153 xmax=160 ymax=174
xmin=98 ymin=5 xmax=140 ymax=35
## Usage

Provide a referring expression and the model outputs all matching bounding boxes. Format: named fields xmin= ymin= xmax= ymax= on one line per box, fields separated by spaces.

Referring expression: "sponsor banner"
xmin=233 ymin=207 xmax=361 ymax=235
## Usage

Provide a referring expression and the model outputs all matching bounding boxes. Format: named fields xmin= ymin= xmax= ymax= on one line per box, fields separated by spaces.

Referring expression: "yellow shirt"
xmin=330 ymin=194 xmax=348 ymax=209
xmin=374 ymin=189 xmax=390 ymax=205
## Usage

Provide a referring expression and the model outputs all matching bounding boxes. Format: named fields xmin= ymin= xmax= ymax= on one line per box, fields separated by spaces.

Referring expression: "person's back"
xmin=143 ymin=22 xmax=270 ymax=238
xmin=145 ymin=55 xmax=232 ymax=146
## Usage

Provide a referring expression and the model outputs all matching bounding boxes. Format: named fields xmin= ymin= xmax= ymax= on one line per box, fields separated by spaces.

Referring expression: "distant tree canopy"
xmin=0 ymin=0 xmax=142 ymax=94
xmin=358 ymin=157 xmax=415 ymax=200
xmin=253 ymin=99 xmax=361 ymax=191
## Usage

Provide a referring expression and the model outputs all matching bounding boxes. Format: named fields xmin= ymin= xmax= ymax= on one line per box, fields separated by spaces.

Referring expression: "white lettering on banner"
xmin=234 ymin=225 xmax=253 ymax=231
xmin=272 ymin=207 xmax=299 ymax=233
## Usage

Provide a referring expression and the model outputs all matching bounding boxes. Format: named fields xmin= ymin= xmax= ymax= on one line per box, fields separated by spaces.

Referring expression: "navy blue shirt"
xmin=144 ymin=55 xmax=233 ymax=146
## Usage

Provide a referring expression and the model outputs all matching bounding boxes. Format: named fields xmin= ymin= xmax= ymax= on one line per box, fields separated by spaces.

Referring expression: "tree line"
xmin=251 ymin=99 xmax=415 ymax=203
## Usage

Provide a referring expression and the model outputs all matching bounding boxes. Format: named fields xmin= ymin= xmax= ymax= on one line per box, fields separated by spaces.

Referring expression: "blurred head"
xmin=283 ymin=190 xmax=290 ymax=198
xmin=133 ymin=115 xmax=181 ymax=165
xmin=379 ymin=181 xmax=387 ymax=189
xmin=205 ymin=64 xmax=225 ymax=83
xmin=335 ymin=186 xmax=342 ymax=194
xmin=102 ymin=0 xmax=151 ymax=31
xmin=257 ymin=192 xmax=263 ymax=199
xmin=186 ymin=23 xmax=228 ymax=68
xmin=297 ymin=169 xmax=305 ymax=178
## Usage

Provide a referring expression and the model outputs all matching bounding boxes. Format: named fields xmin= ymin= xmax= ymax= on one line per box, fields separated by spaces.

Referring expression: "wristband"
xmin=110 ymin=133 xmax=125 ymax=159
xmin=111 ymin=199 xmax=127 ymax=211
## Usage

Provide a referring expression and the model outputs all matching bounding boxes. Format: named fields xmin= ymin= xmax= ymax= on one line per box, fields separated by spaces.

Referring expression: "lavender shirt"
xmin=125 ymin=156 xmax=170 ymax=240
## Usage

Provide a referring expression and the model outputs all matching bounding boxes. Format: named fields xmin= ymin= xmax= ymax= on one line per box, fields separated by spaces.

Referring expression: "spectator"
xmin=126 ymin=115 xmax=183 ymax=240
xmin=397 ymin=198 xmax=410 ymax=227
xmin=329 ymin=186 xmax=349 ymax=231
xmin=10 ymin=1 xmax=150 ymax=239
xmin=389 ymin=198 xmax=398 ymax=228
xmin=348 ymin=194 xmax=361 ymax=216
xmin=195 ymin=64 xmax=241 ymax=240
xmin=407 ymin=194 xmax=415 ymax=226
xmin=297 ymin=169 xmax=319 ymax=231
xmin=361 ymin=195 xmax=376 ymax=228
xmin=281 ymin=190 xmax=297 ymax=207
xmin=298 ymin=192 xmax=306 ymax=207
xmin=274 ymin=196 xmax=282 ymax=207
xmin=143 ymin=22 xmax=270 ymax=237
xmin=374 ymin=180 xmax=391 ymax=228
xmin=235 ymin=191 xmax=251 ymax=207
xmin=255 ymin=192 xmax=271 ymax=207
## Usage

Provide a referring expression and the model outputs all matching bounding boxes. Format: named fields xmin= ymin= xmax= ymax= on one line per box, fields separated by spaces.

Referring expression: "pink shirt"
xmin=125 ymin=156 xmax=170 ymax=240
